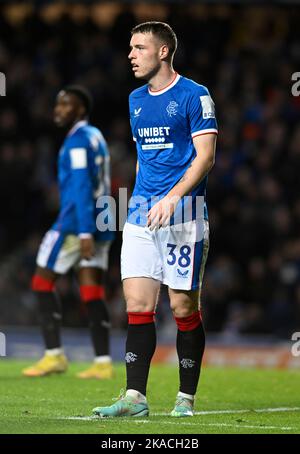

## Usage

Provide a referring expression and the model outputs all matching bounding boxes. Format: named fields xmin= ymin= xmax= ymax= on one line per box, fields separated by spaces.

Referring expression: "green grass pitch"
xmin=0 ymin=359 xmax=300 ymax=434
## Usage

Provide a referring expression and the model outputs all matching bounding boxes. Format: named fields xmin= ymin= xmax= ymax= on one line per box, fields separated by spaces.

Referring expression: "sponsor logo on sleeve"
xmin=200 ymin=95 xmax=215 ymax=119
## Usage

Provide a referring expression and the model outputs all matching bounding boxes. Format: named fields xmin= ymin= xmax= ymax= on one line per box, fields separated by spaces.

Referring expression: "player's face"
xmin=128 ymin=32 xmax=163 ymax=80
xmin=54 ymin=91 xmax=83 ymax=128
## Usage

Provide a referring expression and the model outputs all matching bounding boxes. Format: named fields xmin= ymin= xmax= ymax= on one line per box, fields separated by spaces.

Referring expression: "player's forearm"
xmin=76 ymin=204 xmax=95 ymax=234
xmin=72 ymin=171 xmax=96 ymax=234
xmin=74 ymin=193 xmax=95 ymax=234
xmin=168 ymin=153 xmax=215 ymax=199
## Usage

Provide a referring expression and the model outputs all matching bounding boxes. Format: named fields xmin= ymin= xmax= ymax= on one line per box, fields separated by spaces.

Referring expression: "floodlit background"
xmin=0 ymin=1 xmax=300 ymax=365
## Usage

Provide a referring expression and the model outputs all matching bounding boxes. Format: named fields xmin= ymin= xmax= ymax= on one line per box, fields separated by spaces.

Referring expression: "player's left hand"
xmin=147 ymin=195 xmax=180 ymax=230
xmin=80 ymin=237 xmax=95 ymax=260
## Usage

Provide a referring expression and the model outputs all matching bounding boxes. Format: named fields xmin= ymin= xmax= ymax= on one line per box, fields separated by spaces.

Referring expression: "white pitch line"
xmin=63 ymin=406 xmax=300 ymax=420
xmin=132 ymin=420 xmax=294 ymax=431
xmin=64 ymin=416 xmax=98 ymax=421
xmin=156 ymin=406 xmax=300 ymax=417
xmin=61 ymin=416 xmax=295 ymax=431
xmin=61 ymin=406 xmax=300 ymax=431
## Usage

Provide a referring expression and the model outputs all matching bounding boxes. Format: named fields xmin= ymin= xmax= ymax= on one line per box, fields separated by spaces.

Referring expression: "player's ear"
xmin=78 ymin=104 xmax=86 ymax=118
xmin=159 ymin=44 xmax=169 ymax=61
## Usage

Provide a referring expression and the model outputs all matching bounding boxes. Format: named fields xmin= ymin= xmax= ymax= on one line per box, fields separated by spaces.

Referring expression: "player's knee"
xmin=31 ymin=274 xmax=55 ymax=292
xmin=170 ymin=299 xmax=198 ymax=318
xmin=171 ymin=305 xmax=197 ymax=318
xmin=169 ymin=290 xmax=199 ymax=317
xmin=125 ymin=296 xmax=154 ymax=313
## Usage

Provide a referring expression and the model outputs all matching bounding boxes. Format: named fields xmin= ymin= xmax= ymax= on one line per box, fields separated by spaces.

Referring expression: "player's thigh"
xmin=123 ymin=277 xmax=160 ymax=313
xmin=168 ymin=287 xmax=200 ymax=318
xmin=36 ymin=230 xmax=81 ymax=274
xmin=121 ymin=222 xmax=163 ymax=283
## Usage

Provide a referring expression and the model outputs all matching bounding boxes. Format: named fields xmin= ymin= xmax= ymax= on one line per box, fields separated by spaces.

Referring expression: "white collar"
xmin=67 ymin=120 xmax=88 ymax=136
xmin=148 ymin=73 xmax=181 ymax=96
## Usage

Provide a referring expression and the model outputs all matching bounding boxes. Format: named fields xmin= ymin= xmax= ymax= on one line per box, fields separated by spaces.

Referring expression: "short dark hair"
xmin=131 ymin=21 xmax=177 ymax=60
xmin=63 ymin=84 xmax=92 ymax=116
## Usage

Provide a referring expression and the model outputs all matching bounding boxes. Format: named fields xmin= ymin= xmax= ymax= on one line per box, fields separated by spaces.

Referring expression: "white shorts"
xmin=36 ymin=230 xmax=111 ymax=274
xmin=121 ymin=220 xmax=209 ymax=291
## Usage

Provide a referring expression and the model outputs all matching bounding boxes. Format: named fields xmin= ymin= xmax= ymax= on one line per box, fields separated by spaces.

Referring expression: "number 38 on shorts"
xmin=121 ymin=220 xmax=209 ymax=291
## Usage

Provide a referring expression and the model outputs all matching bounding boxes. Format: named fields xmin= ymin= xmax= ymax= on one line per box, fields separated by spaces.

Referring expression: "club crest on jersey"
xmin=166 ymin=100 xmax=178 ymax=117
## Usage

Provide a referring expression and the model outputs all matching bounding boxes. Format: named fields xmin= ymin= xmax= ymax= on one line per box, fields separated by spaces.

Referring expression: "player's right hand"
xmin=147 ymin=195 xmax=180 ymax=230
xmin=80 ymin=237 xmax=95 ymax=260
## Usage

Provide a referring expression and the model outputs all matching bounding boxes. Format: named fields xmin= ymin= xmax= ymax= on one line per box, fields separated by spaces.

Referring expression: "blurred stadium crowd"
xmin=0 ymin=2 xmax=300 ymax=338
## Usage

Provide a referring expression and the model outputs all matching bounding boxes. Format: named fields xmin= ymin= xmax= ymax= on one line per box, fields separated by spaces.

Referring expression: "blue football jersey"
xmin=128 ymin=74 xmax=218 ymax=226
xmin=52 ymin=120 xmax=114 ymax=241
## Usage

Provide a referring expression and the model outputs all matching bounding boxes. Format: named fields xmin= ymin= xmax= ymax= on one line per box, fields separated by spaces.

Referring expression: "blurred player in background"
xmin=23 ymin=86 xmax=115 ymax=379
xmin=93 ymin=22 xmax=217 ymax=417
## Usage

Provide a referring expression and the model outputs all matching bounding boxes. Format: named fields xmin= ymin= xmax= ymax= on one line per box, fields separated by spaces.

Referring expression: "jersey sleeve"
xmin=188 ymin=86 xmax=218 ymax=139
xmin=68 ymin=144 xmax=96 ymax=235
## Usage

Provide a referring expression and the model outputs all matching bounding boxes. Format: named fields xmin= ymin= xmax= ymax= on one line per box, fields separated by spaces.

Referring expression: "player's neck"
xmin=67 ymin=118 xmax=88 ymax=136
xmin=148 ymin=67 xmax=176 ymax=92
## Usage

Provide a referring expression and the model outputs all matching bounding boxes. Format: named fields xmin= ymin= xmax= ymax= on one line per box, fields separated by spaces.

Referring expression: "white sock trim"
xmin=45 ymin=348 xmax=63 ymax=356
xmin=94 ymin=356 xmax=111 ymax=364
xmin=177 ymin=391 xmax=194 ymax=401
xmin=126 ymin=389 xmax=147 ymax=402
